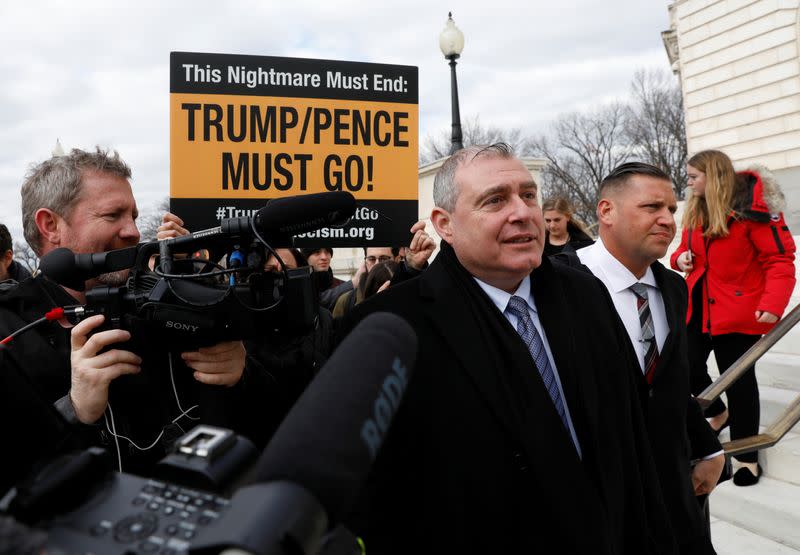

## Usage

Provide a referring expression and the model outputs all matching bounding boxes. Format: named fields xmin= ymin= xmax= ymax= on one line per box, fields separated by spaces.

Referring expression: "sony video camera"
xmin=38 ymin=192 xmax=355 ymax=352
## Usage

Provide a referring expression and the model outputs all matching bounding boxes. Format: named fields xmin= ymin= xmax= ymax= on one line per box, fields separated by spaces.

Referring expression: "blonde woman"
xmin=542 ymin=197 xmax=594 ymax=257
xmin=670 ymin=149 xmax=796 ymax=486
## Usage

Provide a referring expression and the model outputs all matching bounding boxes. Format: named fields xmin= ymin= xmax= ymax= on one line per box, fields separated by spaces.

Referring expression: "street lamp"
xmin=439 ymin=12 xmax=465 ymax=154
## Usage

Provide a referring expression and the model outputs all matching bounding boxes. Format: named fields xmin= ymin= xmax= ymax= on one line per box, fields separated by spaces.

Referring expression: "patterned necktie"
xmin=629 ymin=282 xmax=659 ymax=384
xmin=505 ymin=296 xmax=571 ymax=434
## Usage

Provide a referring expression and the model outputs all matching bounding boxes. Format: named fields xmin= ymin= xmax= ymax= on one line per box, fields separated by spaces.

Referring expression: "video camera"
xmin=37 ymin=192 xmax=356 ymax=352
xmin=1 ymin=311 xmax=417 ymax=555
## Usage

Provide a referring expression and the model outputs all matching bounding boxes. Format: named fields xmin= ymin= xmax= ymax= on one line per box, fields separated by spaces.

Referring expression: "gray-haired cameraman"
xmin=0 ymin=147 xmax=281 ymax=475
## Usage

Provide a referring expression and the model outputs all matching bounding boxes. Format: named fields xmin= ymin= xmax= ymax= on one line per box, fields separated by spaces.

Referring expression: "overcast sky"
xmin=0 ymin=1 xmax=673 ymax=242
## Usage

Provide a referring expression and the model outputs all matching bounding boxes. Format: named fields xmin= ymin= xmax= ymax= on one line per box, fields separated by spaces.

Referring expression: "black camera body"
xmin=38 ymin=192 xmax=357 ymax=353
xmin=74 ymin=260 xmax=318 ymax=354
xmin=2 ymin=426 xmax=347 ymax=555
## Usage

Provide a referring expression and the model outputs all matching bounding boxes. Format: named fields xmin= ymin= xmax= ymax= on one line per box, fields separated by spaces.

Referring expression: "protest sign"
xmin=170 ymin=51 xmax=418 ymax=246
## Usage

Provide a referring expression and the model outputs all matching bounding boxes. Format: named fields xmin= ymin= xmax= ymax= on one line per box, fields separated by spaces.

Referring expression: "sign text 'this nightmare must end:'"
xmin=181 ymin=64 xmax=409 ymax=93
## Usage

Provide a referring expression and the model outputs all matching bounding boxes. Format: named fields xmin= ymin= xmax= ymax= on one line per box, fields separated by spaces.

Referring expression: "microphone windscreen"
xmin=38 ymin=248 xmax=86 ymax=291
xmin=254 ymin=192 xmax=356 ymax=236
xmin=38 ymin=246 xmax=139 ymax=291
xmin=251 ymin=311 xmax=416 ymax=523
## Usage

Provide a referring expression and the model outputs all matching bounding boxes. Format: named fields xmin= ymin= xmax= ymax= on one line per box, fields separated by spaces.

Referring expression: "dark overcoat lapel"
xmin=417 ymin=258 xmax=591 ymax=465
xmin=645 ymin=261 xmax=721 ymax=553
xmin=414 ymin=261 xmax=518 ymax=437
xmin=531 ymin=258 xmax=602 ymax=460
xmin=651 ymin=261 xmax=680 ymax=383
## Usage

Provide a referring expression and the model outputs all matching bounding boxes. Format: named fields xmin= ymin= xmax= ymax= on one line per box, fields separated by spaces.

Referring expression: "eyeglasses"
xmin=365 ymin=255 xmax=392 ymax=264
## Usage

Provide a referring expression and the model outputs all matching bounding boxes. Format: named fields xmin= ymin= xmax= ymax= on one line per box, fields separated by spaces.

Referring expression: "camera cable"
xmin=102 ymin=353 xmax=199 ymax=472
xmin=0 ymin=307 xmax=69 ymax=346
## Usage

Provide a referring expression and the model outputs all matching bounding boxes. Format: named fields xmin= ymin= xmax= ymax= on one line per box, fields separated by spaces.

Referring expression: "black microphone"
xmin=38 ymin=246 xmax=139 ymax=291
xmin=163 ymin=192 xmax=356 ymax=254
xmin=252 ymin=310 xmax=416 ymax=517
xmin=193 ymin=312 xmax=417 ymax=555
xmin=254 ymin=191 xmax=356 ymax=235
xmin=221 ymin=191 xmax=356 ymax=237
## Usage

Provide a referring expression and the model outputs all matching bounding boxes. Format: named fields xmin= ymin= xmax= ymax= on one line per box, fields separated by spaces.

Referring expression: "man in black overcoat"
xmin=343 ymin=144 xmax=677 ymax=554
xmin=577 ymin=163 xmax=725 ymax=554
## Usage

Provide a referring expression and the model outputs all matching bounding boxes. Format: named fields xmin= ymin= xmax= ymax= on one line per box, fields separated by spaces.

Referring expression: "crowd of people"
xmin=0 ymin=142 xmax=795 ymax=554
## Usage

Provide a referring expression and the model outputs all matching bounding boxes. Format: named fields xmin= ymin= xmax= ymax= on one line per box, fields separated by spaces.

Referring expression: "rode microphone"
xmin=192 ymin=311 xmax=417 ymax=555
xmin=249 ymin=191 xmax=356 ymax=236
xmin=161 ymin=192 xmax=357 ymax=256
xmin=38 ymin=246 xmax=139 ymax=291
xmin=251 ymin=310 xmax=416 ymax=516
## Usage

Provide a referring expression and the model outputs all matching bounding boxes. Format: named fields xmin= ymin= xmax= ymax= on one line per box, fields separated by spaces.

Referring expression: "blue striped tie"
xmin=505 ymin=295 xmax=571 ymax=434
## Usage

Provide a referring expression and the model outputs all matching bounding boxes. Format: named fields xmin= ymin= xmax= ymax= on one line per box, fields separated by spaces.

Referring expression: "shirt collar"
xmin=593 ymin=238 xmax=657 ymax=293
xmin=473 ymin=275 xmax=537 ymax=314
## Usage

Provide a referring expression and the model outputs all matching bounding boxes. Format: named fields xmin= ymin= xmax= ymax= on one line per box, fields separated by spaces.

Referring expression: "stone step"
xmin=718 ymin=428 xmax=800 ymax=485
xmin=710 ymin=516 xmax=800 ymax=554
xmin=756 ymin=352 xmax=800 ymax=390
xmin=710 ymin=385 xmax=799 ymax=434
xmin=710 ymin=476 xmax=800 ymax=551
xmin=759 ymin=385 xmax=800 ymax=432
xmin=762 ymin=431 xmax=800 ymax=487
xmin=706 ymin=349 xmax=800 ymax=387
xmin=771 ymin=324 xmax=800 ymax=356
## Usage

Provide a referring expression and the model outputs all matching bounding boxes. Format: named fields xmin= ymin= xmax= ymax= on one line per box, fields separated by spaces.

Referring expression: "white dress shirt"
xmin=474 ymin=275 xmax=582 ymax=458
xmin=577 ymin=239 xmax=668 ymax=373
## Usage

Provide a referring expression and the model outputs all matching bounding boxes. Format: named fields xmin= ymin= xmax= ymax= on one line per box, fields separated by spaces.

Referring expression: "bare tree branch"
xmin=419 ymin=68 xmax=689 ymax=222
xmin=625 ymin=69 xmax=688 ymax=199
xmin=529 ymin=103 xmax=634 ymax=225
xmin=13 ymin=240 xmax=39 ymax=273
xmin=419 ymin=115 xmax=529 ymax=164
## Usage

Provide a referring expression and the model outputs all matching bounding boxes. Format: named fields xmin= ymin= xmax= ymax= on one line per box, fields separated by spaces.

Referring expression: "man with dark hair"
xmin=578 ymin=162 xmax=725 ymax=554
xmin=0 ymin=224 xmax=31 ymax=283
xmin=343 ymin=145 xmax=676 ymax=554
xmin=0 ymin=147 xmax=277 ymax=474
xmin=302 ymin=247 xmax=342 ymax=286
xmin=300 ymin=246 xmax=358 ymax=310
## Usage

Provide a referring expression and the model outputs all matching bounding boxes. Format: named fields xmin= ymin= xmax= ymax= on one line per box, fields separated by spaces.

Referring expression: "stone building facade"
xmin=663 ymin=0 xmax=800 ymax=228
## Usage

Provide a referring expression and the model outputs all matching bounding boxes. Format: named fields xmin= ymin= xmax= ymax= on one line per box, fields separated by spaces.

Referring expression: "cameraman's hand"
xmin=157 ymin=212 xmax=189 ymax=240
xmin=181 ymin=340 xmax=246 ymax=387
xmin=70 ymin=315 xmax=142 ymax=424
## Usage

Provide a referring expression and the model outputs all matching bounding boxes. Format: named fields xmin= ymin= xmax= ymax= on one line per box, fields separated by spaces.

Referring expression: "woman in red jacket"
xmin=671 ymin=149 xmax=796 ymax=486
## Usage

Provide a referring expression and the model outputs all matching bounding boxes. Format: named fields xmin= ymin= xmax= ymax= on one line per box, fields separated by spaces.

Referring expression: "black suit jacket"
xmin=343 ymin=254 xmax=676 ymax=554
xmin=647 ymin=262 xmax=722 ymax=554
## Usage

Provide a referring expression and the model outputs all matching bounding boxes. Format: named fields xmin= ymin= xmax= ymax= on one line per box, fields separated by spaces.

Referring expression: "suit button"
xmin=513 ymin=452 xmax=529 ymax=472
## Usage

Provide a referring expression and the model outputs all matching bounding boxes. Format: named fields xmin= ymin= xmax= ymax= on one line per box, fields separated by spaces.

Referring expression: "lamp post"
xmin=439 ymin=12 xmax=465 ymax=154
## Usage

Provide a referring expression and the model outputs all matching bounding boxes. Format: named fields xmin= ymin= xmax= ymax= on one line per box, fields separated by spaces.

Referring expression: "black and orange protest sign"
xmin=170 ymin=51 xmax=418 ymax=246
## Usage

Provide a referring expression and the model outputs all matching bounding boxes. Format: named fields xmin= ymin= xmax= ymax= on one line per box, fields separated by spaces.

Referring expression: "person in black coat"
xmin=0 ymin=223 xmax=32 ymax=284
xmin=577 ymin=162 xmax=725 ymax=554
xmin=342 ymin=144 xmax=676 ymax=554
